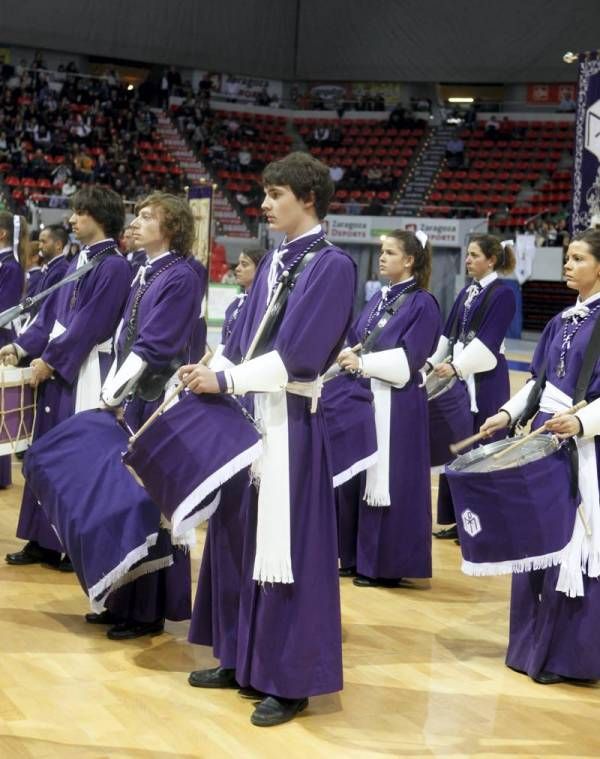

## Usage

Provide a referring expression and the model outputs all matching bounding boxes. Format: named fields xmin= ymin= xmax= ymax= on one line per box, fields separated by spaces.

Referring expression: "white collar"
xmin=83 ymin=238 xmax=113 ymax=250
xmin=477 ymin=271 xmax=498 ymax=289
xmin=146 ymin=250 xmax=173 ymax=265
xmin=0 ymin=247 xmax=12 ymax=255
xmin=577 ymin=291 xmax=600 ymax=308
xmin=47 ymin=253 xmax=67 ymax=267
xmin=28 ymin=266 xmax=42 ymax=273
xmin=284 ymin=223 xmax=322 ymax=246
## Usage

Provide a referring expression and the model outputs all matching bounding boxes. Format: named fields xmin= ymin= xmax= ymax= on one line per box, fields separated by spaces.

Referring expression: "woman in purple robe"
xmin=427 ymin=235 xmax=516 ymax=537
xmin=179 ymin=153 xmax=356 ymax=727
xmin=480 ymin=228 xmax=600 ymax=685
xmin=189 ymin=247 xmax=265 ymax=675
xmin=98 ymin=192 xmax=206 ymax=640
xmin=334 ymin=230 xmax=441 ymax=585
xmin=3 ymin=188 xmax=131 ymax=569
xmin=0 ymin=212 xmax=26 ymax=488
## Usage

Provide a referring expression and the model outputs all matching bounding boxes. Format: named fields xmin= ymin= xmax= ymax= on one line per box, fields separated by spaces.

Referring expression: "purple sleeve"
xmin=0 ymin=260 xmax=24 ymax=311
xmin=472 ymin=285 xmax=516 ymax=353
xmin=530 ymin=316 xmax=560 ymax=379
xmin=274 ymin=251 xmax=356 ymax=380
xmin=17 ymin=264 xmax=70 ymax=357
xmin=131 ymin=273 xmax=204 ymax=369
xmin=399 ymin=293 xmax=442 ymax=371
xmin=42 ymin=260 xmax=131 ymax=384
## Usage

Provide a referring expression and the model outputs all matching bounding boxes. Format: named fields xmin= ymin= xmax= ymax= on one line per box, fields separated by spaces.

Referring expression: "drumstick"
xmin=492 ymin=400 xmax=588 ymax=460
xmin=127 ymin=348 xmax=214 ymax=446
xmin=449 ymin=431 xmax=488 ymax=455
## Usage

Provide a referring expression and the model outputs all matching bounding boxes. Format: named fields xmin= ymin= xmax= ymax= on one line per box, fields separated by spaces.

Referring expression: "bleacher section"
xmin=422 ymin=119 xmax=574 ymax=227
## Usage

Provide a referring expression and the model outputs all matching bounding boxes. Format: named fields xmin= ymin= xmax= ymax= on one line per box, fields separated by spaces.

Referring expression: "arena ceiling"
xmin=1 ymin=0 xmax=598 ymax=82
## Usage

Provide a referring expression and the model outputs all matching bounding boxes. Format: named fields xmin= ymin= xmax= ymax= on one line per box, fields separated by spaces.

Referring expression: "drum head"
xmin=425 ymin=372 xmax=456 ymax=400
xmin=448 ymin=433 xmax=560 ymax=474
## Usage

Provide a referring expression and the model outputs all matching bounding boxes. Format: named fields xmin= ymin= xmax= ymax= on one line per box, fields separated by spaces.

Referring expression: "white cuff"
xmin=576 ymin=398 xmax=600 ymax=438
xmin=361 ymin=347 xmax=410 ymax=388
xmin=500 ymin=379 xmax=536 ymax=423
xmin=227 ymin=350 xmax=288 ymax=395
xmin=209 ymin=344 xmax=234 ymax=372
xmin=100 ymin=352 xmax=147 ymax=407
xmin=453 ymin=337 xmax=497 ymax=379
xmin=427 ymin=335 xmax=451 ymax=367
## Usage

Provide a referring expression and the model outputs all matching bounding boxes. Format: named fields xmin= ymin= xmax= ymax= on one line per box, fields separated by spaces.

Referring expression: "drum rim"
xmin=447 ymin=433 xmax=560 ymax=473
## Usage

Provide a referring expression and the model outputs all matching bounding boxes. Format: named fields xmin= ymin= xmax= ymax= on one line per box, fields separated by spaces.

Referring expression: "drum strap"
xmin=361 ymin=284 xmax=419 ymax=354
xmin=250 ymin=239 xmax=329 ymax=358
xmin=574 ymin=312 xmax=600 ymax=404
xmin=457 ymin=279 xmax=503 ymax=344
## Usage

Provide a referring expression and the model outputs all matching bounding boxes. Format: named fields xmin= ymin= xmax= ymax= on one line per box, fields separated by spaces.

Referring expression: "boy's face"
xmin=261 ymin=184 xmax=315 ymax=236
xmin=130 ymin=204 xmax=169 ymax=255
xmin=69 ymin=211 xmax=103 ymax=245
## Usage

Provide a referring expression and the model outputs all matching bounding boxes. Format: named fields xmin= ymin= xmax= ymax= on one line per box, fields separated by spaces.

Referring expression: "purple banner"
xmin=572 ymin=52 xmax=600 ymax=233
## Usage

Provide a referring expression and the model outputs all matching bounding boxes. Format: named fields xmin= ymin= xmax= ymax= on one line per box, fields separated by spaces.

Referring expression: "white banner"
xmin=323 ymin=215 xmax=483 ymax=247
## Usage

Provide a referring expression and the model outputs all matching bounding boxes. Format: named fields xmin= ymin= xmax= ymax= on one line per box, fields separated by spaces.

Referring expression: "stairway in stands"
xmin=154 ymin=111 xmax=251 ymax=238
xmin=395 ymin=123 xmax=455 ymax=215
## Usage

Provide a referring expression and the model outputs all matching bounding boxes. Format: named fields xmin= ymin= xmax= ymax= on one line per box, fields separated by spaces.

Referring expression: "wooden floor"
xmin=1 ymin=369 xmax=599 ymax=758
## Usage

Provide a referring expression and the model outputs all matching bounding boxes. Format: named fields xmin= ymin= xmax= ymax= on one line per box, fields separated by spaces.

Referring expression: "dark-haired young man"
xmin=3 ymin=186 xmax=131 ymax=569
xmin=180 ymin=152 xmax=356 ymax=726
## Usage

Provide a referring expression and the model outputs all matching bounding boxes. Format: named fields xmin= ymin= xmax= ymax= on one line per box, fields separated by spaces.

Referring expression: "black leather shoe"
xmin=5 ymin=541 xmax=61 ymax=567
xmin=533 ymin=671 xmax=565 ymax=685
xmin=106 ymin=618 xmax=164 ymax=640
xmin=251 ymin=696 xmax=308 ymax=727
xmin=238 ymin=685 xmax=267 ymax=700
xmin=339 ymin=566 xmax=356 ymax=578
xmin=58 ymin=555 xmax=74 ymax=572
xmin=433 ymin=525 xmax=458 ymax=540
xmin=353 ymin=575 xmax=401 ymax=588
xmin=188 ymin=667 xmax=238 ymax=689
xmin=85 ymin=610 xmax=124 ymax=625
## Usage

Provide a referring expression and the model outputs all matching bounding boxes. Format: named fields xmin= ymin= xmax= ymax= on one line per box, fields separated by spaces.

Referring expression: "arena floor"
xmin=1 ymin=355 xmax=598 ymax=759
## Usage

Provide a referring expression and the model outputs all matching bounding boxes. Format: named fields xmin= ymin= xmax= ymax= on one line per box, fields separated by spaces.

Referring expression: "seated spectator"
xmin=329 ymin=163 xmax=344 ymax=183
xmin=485 ymin=116 xmax=500 ymax=138
xmin=312 ymin=124 xmax=330 ymax=143
xmin=445 ymin=135 xmax=465 ymax=168
xmin=238 ymin=146 xmax=252 ymax=169
xmin=558 ymin=93 xmax=576 ymax=113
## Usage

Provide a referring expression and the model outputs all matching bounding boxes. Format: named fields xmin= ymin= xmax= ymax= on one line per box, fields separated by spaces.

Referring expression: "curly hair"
xmin=135 ymin=192 xmax=195 ymax=256
xmin=262 ymin=151 xmax=334 ymax=219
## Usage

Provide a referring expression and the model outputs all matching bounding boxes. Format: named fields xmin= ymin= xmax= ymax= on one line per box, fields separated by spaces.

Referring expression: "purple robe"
xmin=506 ymin=306 xmax=600 ymax=680
xmin=187 ymin=258 xmax=208 ymax=363
xmin=435 ymin=279 xmax=516 ymax=524
xmin=338 ymin=287 xmax=441 ymax=579
xmin=189 ymin=290 xmax=250 ymax=665
xmin=25 ymin=267 xmax=43 ymax=297
xmin=106 ymin=252 xmax=204 ymax=623
xmin=16 ymin=241 xmax=131 ymax=551
xmin=0 ymin=249 xmax=24 ymax=488
xmin=128 ymin=249 xmax=147 ymax=275
xmin=232 ymin=231 xmax=356 ymax=698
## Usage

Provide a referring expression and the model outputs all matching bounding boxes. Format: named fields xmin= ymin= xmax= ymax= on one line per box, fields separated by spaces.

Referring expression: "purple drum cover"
xmin=446 ymin=444 xmax=577 ymax=574
xmin=0 ymin=380 xmax=35 ymax=454
xmin=24 ymin=409 xmax=171 ymax=610
xmin=123 ymin=392 xmax=262 ymax=538
xmin=429 ymin=380 xmax=474 ymax=467
xmin=321 ymin=372 xmax=378 ymax=487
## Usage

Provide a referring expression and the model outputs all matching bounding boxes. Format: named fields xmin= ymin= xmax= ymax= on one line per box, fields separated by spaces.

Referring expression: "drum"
xmin=23 ymin=410 xmax=172 ymax=611
xmin=0 ymin=366 xmax=36 ymax=454
xmin=321 ymin=372 xmax=378 ymax=487
xmin=123 ymin=391 xmax=262 ymax=539
xmin=428 ymin=380 xmax=474 ymax=468
xmin=446 ymin=434 xmax=578 ymax=575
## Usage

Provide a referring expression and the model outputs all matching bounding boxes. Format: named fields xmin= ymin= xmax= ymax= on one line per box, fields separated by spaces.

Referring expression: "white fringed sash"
xmin=364 ymin=378 xmax=392 ymax=506
xmin=540 ymin=382 xmax=600 ymax=597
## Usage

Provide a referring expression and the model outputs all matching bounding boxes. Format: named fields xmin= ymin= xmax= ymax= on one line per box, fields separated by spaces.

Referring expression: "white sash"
xmin=453 ymin=340 xmax=478 ymax=413
xmin=539 ymin=382 xmax=600 ymax=597
xmin=49 ymin=319 xmax=112 ymax=413
xmin=364 ymin=378 xmax=392 ymax=506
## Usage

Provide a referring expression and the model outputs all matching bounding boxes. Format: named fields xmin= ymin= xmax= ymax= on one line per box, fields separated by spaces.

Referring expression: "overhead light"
xmin=563 ymin=52 xmax=578 ymax=63
xmin=127 ymin=84 xmax=134 ymax=91
xmin=448 ymin=97 xmax=474 ymax=103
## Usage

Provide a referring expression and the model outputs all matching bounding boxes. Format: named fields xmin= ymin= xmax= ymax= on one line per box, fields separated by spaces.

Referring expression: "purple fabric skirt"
xmin=124 ymin=392 xmax=262 ymax=538
xmin=24 ymin=409 xmax=171 ymax=610
xmin=321 ymin=373 xmax=377 ymax=487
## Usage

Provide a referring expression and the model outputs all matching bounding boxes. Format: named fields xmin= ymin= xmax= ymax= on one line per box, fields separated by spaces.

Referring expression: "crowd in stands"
xmin=0 ymin=53 xmax=184 ymax=218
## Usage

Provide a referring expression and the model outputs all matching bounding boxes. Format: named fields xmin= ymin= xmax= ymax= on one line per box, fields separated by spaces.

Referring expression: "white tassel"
xmin=462 ymin=549 xmax=567 ymax=577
